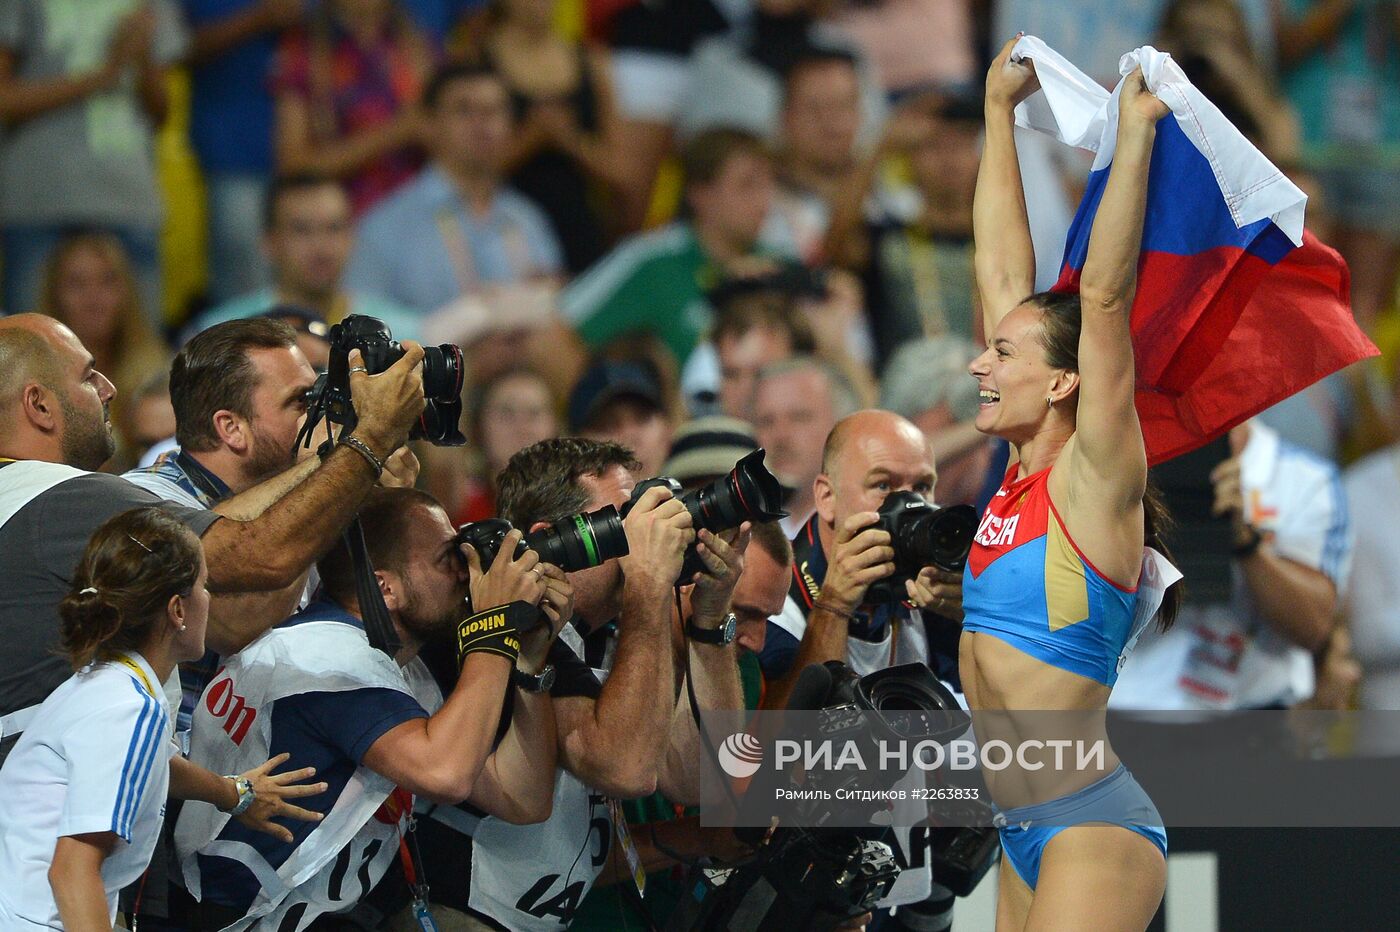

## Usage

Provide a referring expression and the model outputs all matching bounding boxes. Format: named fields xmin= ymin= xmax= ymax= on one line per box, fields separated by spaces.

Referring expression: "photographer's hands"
xmin=464 ymin=529 xmax=547 ymax=610
xmin=519 ymin=564 xmax=573 ymax=674
xmin=346 ymin=344 xmax=426 ymax=460
xmin=619 ymin=486 xmax=695 ymax=597
xmin=689 ymin=525 xmax=750 ymax=627
xmin=817 ymin=513 xmax=894 ymax=616
xmin=906 ymin=566 xmax=965 ymax=621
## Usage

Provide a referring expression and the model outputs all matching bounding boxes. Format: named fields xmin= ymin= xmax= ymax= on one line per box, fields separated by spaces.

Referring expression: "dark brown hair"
xmin=749 ymin=520 xmax=794 ymax=568
xmin=1025 ymin=291 xmax=1182 ymax=630
xmin=711 ymin=291 xmax=817 ymax=355
xmin=317 ymin=487 xmax=445 ymax=605
xmin=681 ymin=127 xmax=770 ymax=190
xmin=59 ymin=507 xmax=202 ymax=670
xmin=497 ymin=438 xmax=641 ymax=528
xmin=171 ymin=318 xmax=298 ymax=452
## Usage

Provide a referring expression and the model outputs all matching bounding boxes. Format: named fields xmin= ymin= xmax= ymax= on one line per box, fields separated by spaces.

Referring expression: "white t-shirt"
xmin=1343 ymin=445 xmax=1400 ymax=712
xmin=0 ymin=653 xmax=174 ymax=929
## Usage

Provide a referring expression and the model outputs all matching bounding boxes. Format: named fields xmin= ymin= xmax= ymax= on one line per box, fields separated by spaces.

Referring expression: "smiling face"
xmin=967 ymin=301 xmax=1078 ymax=444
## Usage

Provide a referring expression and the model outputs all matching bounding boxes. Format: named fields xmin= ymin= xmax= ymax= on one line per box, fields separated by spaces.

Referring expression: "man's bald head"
xmin=0 ymin=313 xmax=116 ymax=468
xmin=822 ymin=409 xmax=932 ymax=478
xmin=0 ymin=315 xmax=67 ymax=423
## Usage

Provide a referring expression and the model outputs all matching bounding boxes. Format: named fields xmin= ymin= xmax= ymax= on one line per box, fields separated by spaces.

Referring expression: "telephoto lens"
xmin=866 ymin=491 xmax=978 ymax=603
xmin=457 ymin=506 xmax=629 ymax=575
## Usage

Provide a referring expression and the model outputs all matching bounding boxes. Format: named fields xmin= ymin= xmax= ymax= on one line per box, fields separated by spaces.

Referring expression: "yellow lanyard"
xmin=112 ymin=654 xmax=156 ymax=699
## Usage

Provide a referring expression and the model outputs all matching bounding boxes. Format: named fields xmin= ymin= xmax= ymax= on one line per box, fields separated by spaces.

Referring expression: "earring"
xmin=178 ymin=623 xmax=187 ymax=632
xmin=1046 ymin=395 xmax=1054 ymax=410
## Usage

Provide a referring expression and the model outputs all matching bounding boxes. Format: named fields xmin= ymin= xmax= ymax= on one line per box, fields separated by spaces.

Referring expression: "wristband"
xmin=456 ymin=601 xmax=534 ymax=665
xmin=814 ymin=600 xmax=858 ymax=622
xmin=339 ymin=434 xmax=385 ymax=478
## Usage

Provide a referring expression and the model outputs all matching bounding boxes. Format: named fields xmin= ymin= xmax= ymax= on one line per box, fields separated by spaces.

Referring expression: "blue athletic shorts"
xmin=994 ymin=764 xmax=1167 ymax=889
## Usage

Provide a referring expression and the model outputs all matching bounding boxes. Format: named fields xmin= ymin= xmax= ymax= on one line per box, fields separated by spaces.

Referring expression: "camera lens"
xmin=527 ymin=505 xmax=629 ymax=572
xmin=903 ymin=504 xmax=978 ymax=572
xmin=421 ymin=344 xmax=466 ymax=402
xmin=690 ymin=448 xmax=788 ymax=532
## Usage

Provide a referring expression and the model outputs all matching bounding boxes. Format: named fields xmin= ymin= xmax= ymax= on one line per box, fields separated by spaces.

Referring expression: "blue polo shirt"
xmin=344 ymin=165 xmax=563 ymax=314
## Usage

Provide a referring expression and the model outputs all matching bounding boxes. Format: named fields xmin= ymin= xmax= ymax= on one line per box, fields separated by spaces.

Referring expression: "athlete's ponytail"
xmin=1142 ymin=479 xmax=1182 ymax=631
xmin=58 ymin=507 xmax=202 ymax=670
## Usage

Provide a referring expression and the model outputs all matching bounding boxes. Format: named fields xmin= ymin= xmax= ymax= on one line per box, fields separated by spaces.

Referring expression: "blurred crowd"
xmin=4 ymin=0 xmax=1400 ymax=718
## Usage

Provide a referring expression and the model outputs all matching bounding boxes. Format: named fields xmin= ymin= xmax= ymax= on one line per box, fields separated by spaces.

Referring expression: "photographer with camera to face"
xmin=174 ymin=487 xmax=570 ymax=930
xmin=406 ymin=437 xmax=750 ymax=931
xmin=758 ymin=408 xmax=969 ymax=931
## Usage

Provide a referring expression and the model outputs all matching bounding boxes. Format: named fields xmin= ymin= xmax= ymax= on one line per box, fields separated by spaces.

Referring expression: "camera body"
xmin=623 ymin=449 xmax=787 ymax=584
xmin=303 ymin=315 xmax=467 ymax=447
xmin=865 ymin=492 xmax=978 ymax=603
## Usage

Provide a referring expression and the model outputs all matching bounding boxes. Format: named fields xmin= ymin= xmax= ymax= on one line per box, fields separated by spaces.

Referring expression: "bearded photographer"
xmin=403 ymin=438 xmax=752 ymax=931
xmin=173 ymin=487 xmax=568 ymax=929
xmin=0 ymin=313 xmax=426 ymax=762
xmin=758 ymin=409 xmax=967 ymax=931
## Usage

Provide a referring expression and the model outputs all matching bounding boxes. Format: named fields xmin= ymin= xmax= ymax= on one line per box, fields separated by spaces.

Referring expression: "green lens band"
xmin=574 ymin=514 xmax=600 ymax=566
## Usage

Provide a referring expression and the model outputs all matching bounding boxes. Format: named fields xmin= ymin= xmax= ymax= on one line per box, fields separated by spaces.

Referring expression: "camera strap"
xmin=345 ymin=517 xmax=402 ymax=657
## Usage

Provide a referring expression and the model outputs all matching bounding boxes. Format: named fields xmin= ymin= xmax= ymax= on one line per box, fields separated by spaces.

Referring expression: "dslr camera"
xmin=623 ymin=449 xmax=788 ymax=584
xmin=866 ymin=491 xmax=978 ymax=603
xmin=299 ymin=315 xmax=467 ymax=448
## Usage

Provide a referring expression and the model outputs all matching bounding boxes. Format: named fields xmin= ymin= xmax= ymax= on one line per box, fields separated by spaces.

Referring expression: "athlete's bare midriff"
xmin=960 ymin=630 xmax=1121 ymax=809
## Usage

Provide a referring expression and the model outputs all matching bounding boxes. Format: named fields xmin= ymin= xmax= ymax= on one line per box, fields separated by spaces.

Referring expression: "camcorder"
xmin=670 ymin=662 xmax=995 ymax=932
xmin=299 ymin=314 xmax=467 ymax=448
xmin=623 ymin=449 xmax=788 ymax=584
xmin=866 ymin=491 xmax=978 ymax=603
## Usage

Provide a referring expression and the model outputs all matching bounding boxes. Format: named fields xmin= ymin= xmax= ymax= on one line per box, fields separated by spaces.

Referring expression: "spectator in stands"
xmin=752 ymin=355 xmax=859 ymax=536
xmin=766 ymin=50 xmax=865 ymax=263
xmin=345 ymin=61 xmax=564 ymax=317
xmin=189 ymin=174 xmax=419 ymax=340
xmin=182 ymin=0 xmax=306 ymax=302
xmin=451 ymin=365 xmax=559 ymax=525
xmin=600 ymin=0 xmax=733 ymax=231
xmin=831 ymin=0 xmax=977 ymax=96
xmin=1276 ymin=0 xmax=1400 ymax=333
xmin=560 ymin=128 xmax=777 ymax=374
xmin=119 ymin=371 xmax=178 ymax=470
xmin=684 ymin=281 xmax=817 ymax=418
xmin=0 ymin=0 xmax=187 ymax=324
xmin=827 ymin=95 xmax=981 ymax=366
xmin=676 ymin=0 xmax=885 ymax=149
xmin=36 ymin=232 xmax=171 ymax=471
xmin=459 ymin=0 xmax=626 ymax=274
xmin=1344 ymin=430 xmax=1400 ymax=713
xmin=272 ymin=0 xmax=437 ymax=216
xmin=569 ymin=360 xmax=673 ymax=478
xmin=878 ymin=336 xmax=992 ymax=508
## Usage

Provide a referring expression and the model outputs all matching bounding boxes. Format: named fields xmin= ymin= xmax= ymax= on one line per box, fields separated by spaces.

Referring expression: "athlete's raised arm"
xmin=1070 ymin=68 xmax=1169 ymax=506
xmin=974 ymin=37 xmax=1040 ymax=339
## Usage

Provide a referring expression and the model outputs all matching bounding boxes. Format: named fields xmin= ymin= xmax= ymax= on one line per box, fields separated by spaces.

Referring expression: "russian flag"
xmin=1016 ymin=38 xmax=1377 ymax=464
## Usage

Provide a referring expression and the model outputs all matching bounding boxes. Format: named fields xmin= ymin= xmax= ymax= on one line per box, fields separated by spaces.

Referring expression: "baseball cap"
xmin=567 ymin=361 xmax=666 ymax=433
xmin=662 ymin=416 xmax=760 ymax=486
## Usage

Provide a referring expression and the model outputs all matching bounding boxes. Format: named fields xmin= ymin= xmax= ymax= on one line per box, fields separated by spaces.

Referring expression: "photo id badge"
xmin=607 ymin=799 xmax=647 ymax=897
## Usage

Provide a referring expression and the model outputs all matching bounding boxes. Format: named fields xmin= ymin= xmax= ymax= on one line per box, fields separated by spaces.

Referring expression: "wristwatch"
xmin=512 ymin=664 xmax=557 ymax=694
xmin=223 ymin=775 xmax=256 ymax=816
xmin=686 ymin=612 xmax=738 ymax=646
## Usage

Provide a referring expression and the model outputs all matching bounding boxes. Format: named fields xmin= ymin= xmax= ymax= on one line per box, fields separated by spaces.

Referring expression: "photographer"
xmin=175 ymin=487 xmax=567 ymax=929
xmin=758 ymin=408 xmax=966 ymax=929
xmin=414 ymin=438 xmax=751 ymax=931
xmin=125 ymin=318 xmax=418 ymax=734
xmin=0 ymin=313 xmax=426 ymax=760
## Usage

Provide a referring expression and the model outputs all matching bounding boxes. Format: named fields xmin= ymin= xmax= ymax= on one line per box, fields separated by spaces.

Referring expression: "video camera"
xmin=299 ymin=314 xmax=467 ymax=448
xmin=623 ymin=449 xmax=788 ymax=584
xmin=866 ymin=491 xmax=978 ymax=603
xmin=670 ymin=661 xmax=992 ymax=931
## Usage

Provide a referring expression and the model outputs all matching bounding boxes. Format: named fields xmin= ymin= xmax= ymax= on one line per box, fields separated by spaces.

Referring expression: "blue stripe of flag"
xmin=1060 ymin=117 xmax=1296 ymax=273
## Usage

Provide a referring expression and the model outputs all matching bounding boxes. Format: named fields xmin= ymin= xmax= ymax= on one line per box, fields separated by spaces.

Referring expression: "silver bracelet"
xmin=223 ymin=775 xmax=256 ymax=816
xmin=339 ymin=435 xmax=384 ymax=478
